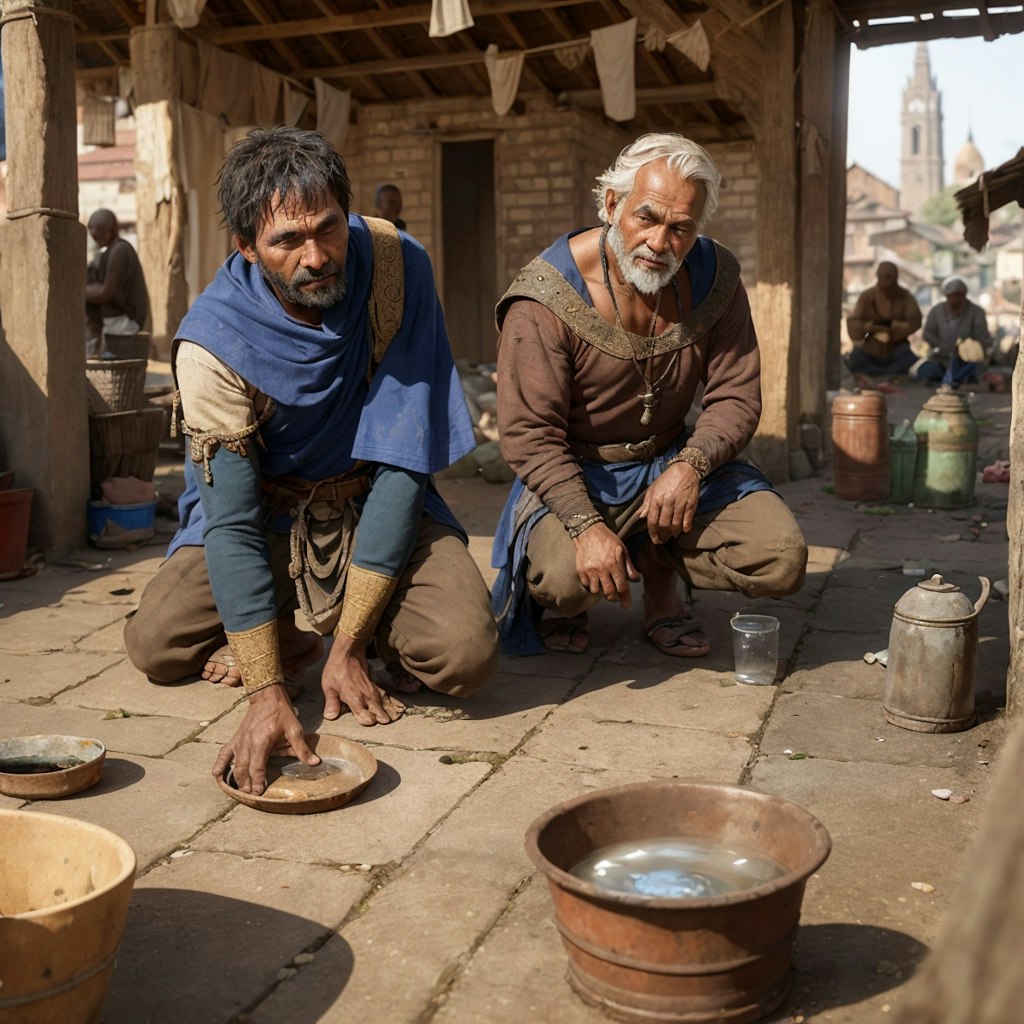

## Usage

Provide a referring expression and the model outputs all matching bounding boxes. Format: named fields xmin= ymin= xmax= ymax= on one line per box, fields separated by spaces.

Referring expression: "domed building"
xmin=954 ymin=131 xmax=985 ymax=184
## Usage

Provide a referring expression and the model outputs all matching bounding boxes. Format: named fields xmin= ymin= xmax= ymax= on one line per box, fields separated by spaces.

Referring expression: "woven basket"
xmin=85 ymin=359 xmax=147 ymax=415
xmin=88 ymin=407 xmax=166 ymax=486
xmin=103 ymin=332 xmax=152 ymax=361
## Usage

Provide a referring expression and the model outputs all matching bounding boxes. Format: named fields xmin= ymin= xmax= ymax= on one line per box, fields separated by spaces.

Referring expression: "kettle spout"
xmin=973 ymin=576 xmax=991 ymax=616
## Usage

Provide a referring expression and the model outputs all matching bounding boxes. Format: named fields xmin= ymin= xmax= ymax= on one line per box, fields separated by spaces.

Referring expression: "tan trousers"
xmin=124 ymin=517 xmax=498 ymax=698
xmin=525 ymin=489 xmax=808 ymax=619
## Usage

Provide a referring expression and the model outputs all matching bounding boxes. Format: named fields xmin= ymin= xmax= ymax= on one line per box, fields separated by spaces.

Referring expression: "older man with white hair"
xmin=916 ymin=275 xmax=991 ymax=386
xmin=490 ymin=133 xmax=807 ymax=658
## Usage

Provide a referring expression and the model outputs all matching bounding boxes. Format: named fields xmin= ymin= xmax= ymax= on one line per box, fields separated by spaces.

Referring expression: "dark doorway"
xmin=441 ymin=139 xmax=497 ymax=364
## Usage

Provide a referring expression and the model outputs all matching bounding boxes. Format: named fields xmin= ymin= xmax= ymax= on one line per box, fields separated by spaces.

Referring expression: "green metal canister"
xmin=888 ymin=419 xmax=918 ymax=504
xmin=912 ymin=389 xmax=979 ymax=508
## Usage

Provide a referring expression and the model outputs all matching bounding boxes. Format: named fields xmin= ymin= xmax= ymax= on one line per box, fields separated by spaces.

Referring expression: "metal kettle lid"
xmin=921 ymin=388 xmax=971 ymax=414
xmin=895 ymin=573 xmax=974 ymax=621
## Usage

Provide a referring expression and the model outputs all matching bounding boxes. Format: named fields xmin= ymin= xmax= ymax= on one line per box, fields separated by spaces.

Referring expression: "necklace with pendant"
xmin=599 ymin=225 xmax=681 ymax=426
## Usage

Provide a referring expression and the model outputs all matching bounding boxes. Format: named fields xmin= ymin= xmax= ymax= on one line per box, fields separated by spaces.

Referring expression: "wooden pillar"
xmin=129 ymin=23 xmax=188 ymax=360
xmin=797 ymin=0 xmax=836 ymax=431
xmin=1007 ymin=300 xmax=1024 ymax=719
xmin=0 ymin=0 xmax=89 ymax=556
xmin=751 ymin=0 xmax=799 ymax=482
xmin=826 ymin=38 xmax=851 ymax=392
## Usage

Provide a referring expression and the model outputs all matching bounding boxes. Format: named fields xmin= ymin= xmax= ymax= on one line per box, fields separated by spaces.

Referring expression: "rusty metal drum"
xmin=525 ymin=780 xmax=832 ymax=1023
xmin=912 ymin=388 xmax=979 ymax=509
xmin=831 ymin=390 xmax=890 ymax=501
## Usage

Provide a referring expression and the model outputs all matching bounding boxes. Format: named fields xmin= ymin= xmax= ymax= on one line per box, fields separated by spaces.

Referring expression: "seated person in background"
xmin=915 ymin=276 xmax=991 ymax=386
xmin=845 ymin=262 xmax=922 ymax=377
xmin=374 ymin=183 xmax=407 ymax=231
xmin=85 ymin=209 xmax=150 ymax=357
xmin=491 ymin=133 xmax=807 ymax=659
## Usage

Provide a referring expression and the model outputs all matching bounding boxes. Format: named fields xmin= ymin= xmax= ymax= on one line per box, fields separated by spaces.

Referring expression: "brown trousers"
xmin=124 ymin=517 xmax=499 ymax=698
xmin=525 ymin=489 xmax=808 ymax=619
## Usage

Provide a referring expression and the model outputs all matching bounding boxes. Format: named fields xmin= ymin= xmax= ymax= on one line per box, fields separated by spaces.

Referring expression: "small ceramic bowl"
xmin=217 ymin=733 xmax=377 ymax=814
xmin=0 ymin=735 xmax=107 ymax=799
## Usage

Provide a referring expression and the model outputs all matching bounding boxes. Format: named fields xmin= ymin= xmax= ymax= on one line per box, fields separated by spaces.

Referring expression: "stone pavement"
xmin=0 ymin=385 xmax=1012 ymax=1024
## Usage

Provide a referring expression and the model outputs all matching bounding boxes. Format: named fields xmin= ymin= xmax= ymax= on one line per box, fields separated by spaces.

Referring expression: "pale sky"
xmin=846 ymin=35 xmax=1024 ymax=188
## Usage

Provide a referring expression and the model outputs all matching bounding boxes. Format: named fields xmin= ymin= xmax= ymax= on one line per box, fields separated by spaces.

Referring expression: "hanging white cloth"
xmin=197 ymin=39 xmax=254 ymax=126
xmin=283 ymin=83 xmax=310 ymax=125
xmin=252 ymin=62 xmax=283 ymax=124
xmin=315 ymin=79 xmax=351 ymax=154
xmin=484 ymin=44 xmax=524 ymax=117
xmin=590 ymin=19 xmax=637 ymax=122
xmin=134 ymin=101 xmax=175 ymax=205
xmin=667 ymin=20 xmax=710 ymax=73
xmin=429 ymin=0 xmax=473 ymax=38
xmin=167 ymin=0 xmax=207 ymax=29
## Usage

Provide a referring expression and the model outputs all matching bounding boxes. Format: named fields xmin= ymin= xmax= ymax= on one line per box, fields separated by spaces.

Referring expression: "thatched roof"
xmin=73 ymin=1 xmax=1024 ymax=143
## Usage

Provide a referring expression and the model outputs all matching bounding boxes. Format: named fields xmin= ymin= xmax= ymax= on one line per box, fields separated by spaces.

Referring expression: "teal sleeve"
xmin=195 ymin=445 xmax=278 ymax=633
xmin=353 ymin=465 xmax=428 ymax=577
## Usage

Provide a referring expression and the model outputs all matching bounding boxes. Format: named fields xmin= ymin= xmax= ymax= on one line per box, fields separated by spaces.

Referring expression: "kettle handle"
xmin=973 ymin=576 xmax=991 ymax=616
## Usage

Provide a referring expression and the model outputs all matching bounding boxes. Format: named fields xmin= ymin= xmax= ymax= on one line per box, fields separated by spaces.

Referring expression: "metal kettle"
xmin=883 ymin=574 xmax=990 ymax=733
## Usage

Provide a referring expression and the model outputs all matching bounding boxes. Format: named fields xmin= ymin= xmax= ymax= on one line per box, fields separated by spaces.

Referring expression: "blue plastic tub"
xmin=87 ymin=500 xmax=157 ymax=546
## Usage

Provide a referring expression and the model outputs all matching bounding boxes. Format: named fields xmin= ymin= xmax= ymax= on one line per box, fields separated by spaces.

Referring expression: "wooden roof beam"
xmin=198 ymin=0 xmax=594 ymax=47
xmin=849 ymin=10 xmax=1024 ymax=48
xmin=310 ymin=0 xmax=394 ymax=100
xmin=494 ymin=14 xmax=552 ymax=92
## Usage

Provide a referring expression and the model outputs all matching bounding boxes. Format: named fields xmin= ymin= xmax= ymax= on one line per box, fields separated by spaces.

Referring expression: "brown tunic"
xmin=496 ymin=243 xmax=761 ymax=524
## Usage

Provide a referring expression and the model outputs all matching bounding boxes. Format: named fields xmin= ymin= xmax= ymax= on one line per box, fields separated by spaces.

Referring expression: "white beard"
xmin=607 ymin=221 xmax=681 ymax=296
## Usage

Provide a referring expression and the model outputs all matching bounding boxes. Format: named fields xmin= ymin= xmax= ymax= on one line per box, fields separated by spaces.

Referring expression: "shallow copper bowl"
xmin=0 ymin=735 xmax=107 ymax=799
xmin=216 ymin=733 xmax=377 ymax=814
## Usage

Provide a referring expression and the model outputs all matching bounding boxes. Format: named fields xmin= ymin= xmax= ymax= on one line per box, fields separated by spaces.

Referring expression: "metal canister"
xmin=888 ymin=419 xmax=918 ymax=504
xmin=831 ymin=390 xmax=890 ymax=501
xmin=912 ymin=388 xmax=979 ymax=508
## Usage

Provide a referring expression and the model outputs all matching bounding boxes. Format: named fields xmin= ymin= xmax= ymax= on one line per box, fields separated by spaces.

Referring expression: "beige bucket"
xmin=0 ymin=810 xmax=136 ymax=1024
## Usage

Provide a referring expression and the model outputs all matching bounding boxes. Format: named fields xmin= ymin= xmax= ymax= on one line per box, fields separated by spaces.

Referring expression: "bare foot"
xmin=538 ymin=614 xmax=590 ymax=653
xmin=637 ymin=541 xmax=711 ymax=657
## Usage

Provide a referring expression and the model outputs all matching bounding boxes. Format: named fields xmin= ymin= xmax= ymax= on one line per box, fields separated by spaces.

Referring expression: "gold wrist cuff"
xmin=224 ymin=622 xmax=284 ymax=694
xmin=667 ymin=446 xmax=710 ymax=479
xmin=336 ymin=565 xmax=399 ymax=640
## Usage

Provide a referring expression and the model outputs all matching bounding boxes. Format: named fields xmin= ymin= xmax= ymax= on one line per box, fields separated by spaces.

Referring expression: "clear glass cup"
xmin=731 ymin=614 xmax=780 ymax=685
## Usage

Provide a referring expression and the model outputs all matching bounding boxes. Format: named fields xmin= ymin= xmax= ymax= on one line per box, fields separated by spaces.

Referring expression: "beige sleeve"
xmin=175 ymin=341 xmax=258 ymax=434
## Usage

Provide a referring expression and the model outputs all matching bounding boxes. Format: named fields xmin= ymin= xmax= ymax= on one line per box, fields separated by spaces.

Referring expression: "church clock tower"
xmin=900 ymin=42 xmax=944 ymax=213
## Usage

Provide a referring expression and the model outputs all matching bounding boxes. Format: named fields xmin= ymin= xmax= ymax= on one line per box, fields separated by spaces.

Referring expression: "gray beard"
xmin=607 ymin=222 xmax=681 ymax=296
xmin=259 ymin=259 xmax=348 ymax=310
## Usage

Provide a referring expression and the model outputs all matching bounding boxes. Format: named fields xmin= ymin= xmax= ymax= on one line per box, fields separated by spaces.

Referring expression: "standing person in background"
xmin=845 ymin=261 xmax=922 ymax=378
xmin=374 ymin=183 xmax=407 ymax=231
xmin=915 ymin=275 xmax=991 ymax=386
xmin=85 ymin=209 xmax=150 ymax=356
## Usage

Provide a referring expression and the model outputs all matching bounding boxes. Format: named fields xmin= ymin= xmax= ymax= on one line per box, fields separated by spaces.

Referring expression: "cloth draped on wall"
xmin=83 ymin=94 xmax=116 ymax=147
xmin=590 ymin=18 xmax=637 ymax=122
xmin=168 ymin=0 xmax=207 ymax=29
xmin=134 ymin=102 xmax=175 ymax=206
xmin=197 ymin=39 xmax=282 ymax=126
xmin=429 ymin=0 xmax=474 ymax=37
xmin=315 ymin=79 xmax=351 ymax=154
xmin=175 ymin=103 xmax=232 ymax=307
xmin=484 ymin=45 xmax=525 ymax=117
xmin=283 ymin=83 xmax=310 ymax=125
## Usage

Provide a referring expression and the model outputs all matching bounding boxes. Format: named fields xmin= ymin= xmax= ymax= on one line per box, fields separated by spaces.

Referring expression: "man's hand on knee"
xmin=641 ymin=463 xmax=700 ymax=543
xmin=322 ymin=634 xmax=405 ymax=726
xmin=212 ymin=685 xmax=318 ymax=795
xmin=573 ymin=524 xmax=638 ymax=607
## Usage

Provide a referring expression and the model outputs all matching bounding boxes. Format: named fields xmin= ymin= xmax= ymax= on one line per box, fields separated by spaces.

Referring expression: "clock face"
xmin=908 ymin=98 xmax=925 ymax=113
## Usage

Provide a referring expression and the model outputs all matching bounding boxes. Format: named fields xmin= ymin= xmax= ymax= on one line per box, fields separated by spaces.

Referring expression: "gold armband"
xmin=666 ymin=446 xmax=710 ymax=479
xmin=224 ymin=621 xmax=284 ymax=694
xmin=336 ymin=564 xmax=399 ymax=640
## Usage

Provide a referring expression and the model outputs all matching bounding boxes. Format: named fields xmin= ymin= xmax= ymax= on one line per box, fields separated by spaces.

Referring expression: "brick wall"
xmin=704 ymin=140 xmax=758 ymax=285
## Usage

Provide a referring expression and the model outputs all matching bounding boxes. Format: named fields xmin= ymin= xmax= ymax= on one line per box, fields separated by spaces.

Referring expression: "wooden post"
xmin=751 ymin=0 xmax=799 ymax=482
xmin=1007 ymin=300 xmax=1024 ymax=719
xmin=129 ymin=24 xmax=189 ymax=360
xmin=826 ymin=37 xmax=851 ymax=392
xmin=0 ymin=0 xmax=90 ymax=556
xmin=797 ymin=0 xmax=835 ymax=432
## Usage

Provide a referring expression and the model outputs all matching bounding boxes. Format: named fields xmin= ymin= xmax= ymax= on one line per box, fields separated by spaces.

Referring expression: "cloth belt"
xmin=262 ymin=469 xmax=370 ymax=514
xmin=569 ymin=425 xmax=682 ymax=465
